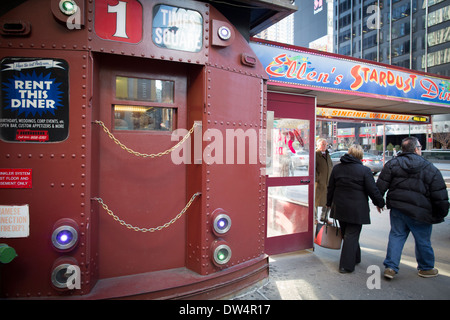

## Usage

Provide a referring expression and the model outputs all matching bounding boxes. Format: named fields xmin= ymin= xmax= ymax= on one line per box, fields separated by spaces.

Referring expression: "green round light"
xmin=59 ymin=0 xmax=78 ymax=15
xmin=213 ymin=244 xmax=231 ymax=265
xmin=217 ymin=250 xmax=227 ymax=261
xmin=63 ymin=2 xmax=74 ymax=11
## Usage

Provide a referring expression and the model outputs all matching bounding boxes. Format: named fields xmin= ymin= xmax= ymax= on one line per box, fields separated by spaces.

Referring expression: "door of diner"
xmin=95 ymin=55 xmax=188 ymax=278
xmin=265 ymin=92 xmax=316 ymax=255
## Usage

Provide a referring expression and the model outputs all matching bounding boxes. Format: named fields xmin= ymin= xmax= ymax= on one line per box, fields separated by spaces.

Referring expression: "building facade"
xmin=334 ymin=0 xmax=450 ymax=76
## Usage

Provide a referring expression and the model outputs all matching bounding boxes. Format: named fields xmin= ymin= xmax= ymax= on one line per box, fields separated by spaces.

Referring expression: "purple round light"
xmin=217 ymin=218 xmax=228 ymax=230
xmin=52 ymin=225 xmax=78 ymax=250
xmin=213 ymin=213 xmax=231 ymax=234
xmin=57 ymin=230 xmax=73 ymax=245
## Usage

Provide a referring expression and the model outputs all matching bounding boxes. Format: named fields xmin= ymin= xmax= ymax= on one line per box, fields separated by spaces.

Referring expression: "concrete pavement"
xmin=232 ymin=193 xmax=450 ymax=300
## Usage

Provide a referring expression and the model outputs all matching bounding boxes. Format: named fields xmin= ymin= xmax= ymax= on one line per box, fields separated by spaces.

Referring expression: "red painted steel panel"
xmin=0 ymin=0 xmax=269 ymax=299
xmin=0 ymin=48 xmax=96 ymax=297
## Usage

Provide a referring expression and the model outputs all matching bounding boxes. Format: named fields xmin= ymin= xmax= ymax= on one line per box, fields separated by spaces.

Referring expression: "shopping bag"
xmin=314 ymin=220 xmax=342 ymax=250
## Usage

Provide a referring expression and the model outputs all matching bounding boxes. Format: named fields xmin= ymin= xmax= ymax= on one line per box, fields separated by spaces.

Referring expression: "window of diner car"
xmin=113 ymin=76 xmax=175 ymax=131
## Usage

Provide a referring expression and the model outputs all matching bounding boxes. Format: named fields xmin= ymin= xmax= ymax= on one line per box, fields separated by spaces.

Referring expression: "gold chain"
xmin=94 ymin=120 xmax=198 ymax=158
xmin=91 ymin=192 xmax=201 ymax=232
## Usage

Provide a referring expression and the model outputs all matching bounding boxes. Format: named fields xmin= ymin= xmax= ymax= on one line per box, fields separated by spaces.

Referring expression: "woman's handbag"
xmin=314 ymin=208 xmax=343 ymax=250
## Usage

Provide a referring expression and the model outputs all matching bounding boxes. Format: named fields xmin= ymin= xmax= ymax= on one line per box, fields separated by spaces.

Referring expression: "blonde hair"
xmin=348 ymin=144 xmax=364 ymax=160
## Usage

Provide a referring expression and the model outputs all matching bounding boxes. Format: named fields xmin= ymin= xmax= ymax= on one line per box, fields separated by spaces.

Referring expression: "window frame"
xmin=111 ymin=74 xmax=178 ymax=133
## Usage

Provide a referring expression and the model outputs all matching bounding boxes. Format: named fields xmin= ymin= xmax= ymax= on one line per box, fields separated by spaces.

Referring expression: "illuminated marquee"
xmin=316 ymin=107 xmax=430 ymax=124
xmin=250 ymin=42 xmax=450 ymax=108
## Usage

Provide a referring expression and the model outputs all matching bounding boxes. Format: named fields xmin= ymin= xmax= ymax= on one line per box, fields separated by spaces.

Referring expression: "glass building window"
xmin=428 ymin=5 xmax=450 ymax=27
xmin=423 ymin=0 xmax=446 ymax=9
xmin=422 ymin=47 xmax=450 ymax=68
xmin=392 ymin=3 xmax=410 ymax=21
xmin=392 ymin=21 xmax=410 ymax=40
xmin=428 ymin=26 xmax=450 ymax=47
xmin=392 ymin=39 xmax=410 ymax=56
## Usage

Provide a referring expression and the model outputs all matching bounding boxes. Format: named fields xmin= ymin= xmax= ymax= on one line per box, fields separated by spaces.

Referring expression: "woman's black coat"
xmin=326 ymin=154 xmax=385 ymax=225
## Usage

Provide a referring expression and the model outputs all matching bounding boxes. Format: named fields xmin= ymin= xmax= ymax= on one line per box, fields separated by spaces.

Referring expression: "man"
xmin=376 ymin=137 xmax=449 ymax=279
xmin=315 ymin=138 xmax=333 ymax=224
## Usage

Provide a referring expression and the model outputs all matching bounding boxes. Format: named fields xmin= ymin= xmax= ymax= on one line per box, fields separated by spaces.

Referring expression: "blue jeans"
xmin=384 ymin=208 xmax=435 ymax=273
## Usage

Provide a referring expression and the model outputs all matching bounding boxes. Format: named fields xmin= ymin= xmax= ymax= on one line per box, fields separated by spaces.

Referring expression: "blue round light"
xmin=213 ymin=213 xmax=231 ymax=235
xmin=218 ymin=26 xmax=231 ymax=40
xmin=57 ymin=230 xmax=73 ymax=245
xmin=52 ymin=225 xmax=78 ymax=251
xmin=217 ymin=218 xmax=228 ymax=230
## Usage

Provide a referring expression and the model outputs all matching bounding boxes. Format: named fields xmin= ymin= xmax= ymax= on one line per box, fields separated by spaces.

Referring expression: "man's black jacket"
xmin=376 ymin=152 xmax=449 ymax=224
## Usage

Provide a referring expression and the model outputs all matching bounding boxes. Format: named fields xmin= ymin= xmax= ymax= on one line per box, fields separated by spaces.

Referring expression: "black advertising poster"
xmin=0 ymin=57 xmax=69 ymax=143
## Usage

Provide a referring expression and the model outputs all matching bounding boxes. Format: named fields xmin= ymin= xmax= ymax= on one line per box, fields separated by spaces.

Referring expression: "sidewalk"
xmin=232 ymin=201 xmax=450 ymax=300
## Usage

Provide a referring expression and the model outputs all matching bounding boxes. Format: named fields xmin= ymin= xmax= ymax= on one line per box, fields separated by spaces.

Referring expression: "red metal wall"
xmin=0 ymin=0 xmax=268 ymax=298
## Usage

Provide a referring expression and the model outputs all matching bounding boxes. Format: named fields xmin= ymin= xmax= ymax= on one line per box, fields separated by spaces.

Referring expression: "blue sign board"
xmin=1 ymin=58 xmax=69 ymax=143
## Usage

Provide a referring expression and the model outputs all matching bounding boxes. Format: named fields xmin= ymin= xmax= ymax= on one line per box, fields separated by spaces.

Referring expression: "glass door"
xmin=265 ymin=92 xmax=316 ymax=255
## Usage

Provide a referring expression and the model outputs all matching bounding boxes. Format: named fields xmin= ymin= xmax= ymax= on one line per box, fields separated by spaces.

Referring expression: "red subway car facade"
xmin=0 ymin=0 xmax=271 ymax=299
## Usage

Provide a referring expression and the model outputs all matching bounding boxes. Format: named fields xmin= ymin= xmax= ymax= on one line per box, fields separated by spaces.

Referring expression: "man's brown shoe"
xmin=384 ymin=268 xmax=396 ymax=279
xmin=418 ymin=268 xmax=438 ymax=278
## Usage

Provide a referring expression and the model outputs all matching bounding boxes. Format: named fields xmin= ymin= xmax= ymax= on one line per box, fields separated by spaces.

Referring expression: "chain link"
xmin=93 ymin=120 xmax=198 ymax=158
xmin=91 ymin=192 xmax=201 ymax=232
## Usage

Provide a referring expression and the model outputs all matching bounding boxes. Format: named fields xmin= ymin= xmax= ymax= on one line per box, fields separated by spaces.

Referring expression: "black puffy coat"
xmin=376 ymin=152 xmax=449 ymax=224
xmin=326 ymin=154 xmax=385 ymax=225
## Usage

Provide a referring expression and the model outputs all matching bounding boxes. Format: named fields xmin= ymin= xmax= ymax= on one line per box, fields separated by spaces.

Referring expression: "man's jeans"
xmin=384 ymin=208 xmax=435 ymax=273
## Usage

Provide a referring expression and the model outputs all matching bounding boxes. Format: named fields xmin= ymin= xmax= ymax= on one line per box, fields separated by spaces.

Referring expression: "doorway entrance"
xmin=95 ymin=55 xmax=188 ymax=278
xmin=265 ymin=92 xmax=316 ymax=255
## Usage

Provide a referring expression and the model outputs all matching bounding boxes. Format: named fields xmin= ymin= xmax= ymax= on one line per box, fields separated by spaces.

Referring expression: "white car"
xmin=330 ymin=151 xmax=383 ymax=174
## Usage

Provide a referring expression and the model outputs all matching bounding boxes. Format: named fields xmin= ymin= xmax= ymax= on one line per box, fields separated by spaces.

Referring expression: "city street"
xmin=234 ymin=163 xmax=450 ymax=300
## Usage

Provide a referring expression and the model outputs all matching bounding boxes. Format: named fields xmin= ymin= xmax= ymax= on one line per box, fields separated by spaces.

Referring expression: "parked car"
xmin=290 ymin=150 xmax=309 ymax=168
xmin=329 ymin=150 xmax=383 ymax=174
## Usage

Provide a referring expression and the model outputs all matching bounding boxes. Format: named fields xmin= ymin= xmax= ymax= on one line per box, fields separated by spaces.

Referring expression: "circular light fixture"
xmin=51 ymin=263 xmax=73 ymax=289
xmin=51 ymin=219 xmax=79 ymax=251
xmin=50 ymin=257 xmax=80 ymax=290
xmin=59 ymin=0 xmax=78 ymax=15
xmin=212 ymin=243 xmax=232 ymax=266
xmin=213 ymin=213 xmax=232 ymax=235
xmin=218 ymin=26 xmax=232 ymax=41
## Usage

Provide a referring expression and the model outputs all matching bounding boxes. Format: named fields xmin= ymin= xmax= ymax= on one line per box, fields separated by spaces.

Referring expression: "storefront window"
xmin=267 ymin=185 xmax=309 ymax=237
xmin=113 ymin=105 xmax=174 ymax=131
xmin=266 ymin=111 xmax=310 ymax=177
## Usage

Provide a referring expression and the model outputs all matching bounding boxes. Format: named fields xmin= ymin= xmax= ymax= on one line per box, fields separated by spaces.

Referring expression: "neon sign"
xmin=316 ymin=107 xmax=430 ymax=124
xmin=250 ymin=42 xmax=450 ymax=108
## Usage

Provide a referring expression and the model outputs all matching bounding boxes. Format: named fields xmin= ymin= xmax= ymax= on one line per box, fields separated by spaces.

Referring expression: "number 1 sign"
xmin=95 ymin=0 xmax=142 ymax=43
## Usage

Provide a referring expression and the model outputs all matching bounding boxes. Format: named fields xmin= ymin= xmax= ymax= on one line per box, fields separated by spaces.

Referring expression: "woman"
xmin=326 ymin=145 xmax=385 ymax=273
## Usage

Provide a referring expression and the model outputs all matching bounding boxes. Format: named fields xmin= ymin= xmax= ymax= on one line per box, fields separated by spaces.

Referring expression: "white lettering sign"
xmin=152 ymin=4 xmax=203 ymax=52
xmin=0 ymin=205 xmax=30 ymax=238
